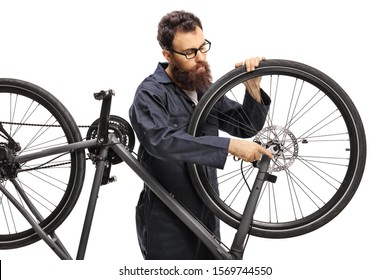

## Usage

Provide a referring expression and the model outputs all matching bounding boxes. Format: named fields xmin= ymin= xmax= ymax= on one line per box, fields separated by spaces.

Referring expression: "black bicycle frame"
xmin=1 ymin=91 xmax=272 ymax=260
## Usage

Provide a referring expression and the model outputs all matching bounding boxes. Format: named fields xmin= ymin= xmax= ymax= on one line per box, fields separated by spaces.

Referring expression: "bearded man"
xmin=129 ymin=10 xmax=271 ymax=260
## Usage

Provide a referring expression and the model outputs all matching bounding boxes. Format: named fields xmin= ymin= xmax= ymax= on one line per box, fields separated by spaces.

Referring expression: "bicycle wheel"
xmin=187 ymin=59 xmax=366 ymax=238
xmin=0 ymin=78 xmax=85 ymax=248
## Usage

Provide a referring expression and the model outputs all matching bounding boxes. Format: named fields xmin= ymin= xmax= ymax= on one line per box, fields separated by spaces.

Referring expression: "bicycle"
xmin=0 ymin=59 xmax=366 ymax=260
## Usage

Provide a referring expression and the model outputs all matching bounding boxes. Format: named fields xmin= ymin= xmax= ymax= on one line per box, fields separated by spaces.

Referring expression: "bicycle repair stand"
xmin=0 ymin=90 xmax=277 ymax=260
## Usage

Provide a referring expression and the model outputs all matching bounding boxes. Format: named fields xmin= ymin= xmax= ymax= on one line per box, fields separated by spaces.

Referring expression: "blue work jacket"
xmin=129 ymin=62 xmax=270 ymax=215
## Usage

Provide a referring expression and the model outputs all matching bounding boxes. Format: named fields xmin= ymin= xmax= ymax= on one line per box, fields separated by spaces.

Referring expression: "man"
xmin=129 ymin=10 xmax=272 ymax=259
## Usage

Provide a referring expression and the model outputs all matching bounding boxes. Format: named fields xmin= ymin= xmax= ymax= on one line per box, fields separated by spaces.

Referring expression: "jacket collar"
xmin=154 ymin=62 xmax=173 ymax=85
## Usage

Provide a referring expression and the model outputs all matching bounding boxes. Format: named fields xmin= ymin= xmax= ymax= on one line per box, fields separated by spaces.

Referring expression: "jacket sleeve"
xmin=216 ymin=88 xmax=271 ymax=137
xmin=129 ymin=84 xmax=230 ymax=169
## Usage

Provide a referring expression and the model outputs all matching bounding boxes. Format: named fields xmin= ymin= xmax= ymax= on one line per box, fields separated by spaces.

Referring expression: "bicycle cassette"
xmin=86 ymin=115 xmax=135 ymax=164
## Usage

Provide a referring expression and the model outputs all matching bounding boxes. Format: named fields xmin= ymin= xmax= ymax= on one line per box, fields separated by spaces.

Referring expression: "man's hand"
xmin=235 ymin=56 xmax=266 ymax=102
xmin=235 ymin=56 xmax=266 ymax=72
xmin=228 ymin=138 xmax=273 ymax=162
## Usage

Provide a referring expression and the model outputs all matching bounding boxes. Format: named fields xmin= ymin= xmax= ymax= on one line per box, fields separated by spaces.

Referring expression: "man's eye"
xmin=186 ymin=50 xmax=196 ymax=56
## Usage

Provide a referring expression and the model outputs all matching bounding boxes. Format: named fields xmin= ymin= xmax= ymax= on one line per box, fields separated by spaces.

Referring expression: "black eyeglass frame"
xmin=168 ymin=39 xmax=211 ymax=60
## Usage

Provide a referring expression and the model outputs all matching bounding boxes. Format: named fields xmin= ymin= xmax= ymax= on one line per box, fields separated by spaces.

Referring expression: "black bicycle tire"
xmin=0 ymin=78 xmax=86 ymax=248
xmin=187 ymin=59 xmax=366 ymax=238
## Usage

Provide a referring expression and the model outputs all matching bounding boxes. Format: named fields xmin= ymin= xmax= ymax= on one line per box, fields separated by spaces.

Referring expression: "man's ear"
xmin=162 ymin=49 xmax=172 ymax=63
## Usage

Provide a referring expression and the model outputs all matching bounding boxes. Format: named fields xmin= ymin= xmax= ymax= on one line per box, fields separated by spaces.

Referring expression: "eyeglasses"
xmin=169 ymin=39 xmax=211 ymax=60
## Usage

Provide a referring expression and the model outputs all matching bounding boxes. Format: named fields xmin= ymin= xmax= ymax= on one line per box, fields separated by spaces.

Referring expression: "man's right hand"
xmin=228 ymin=138 xmax=273 ymax=162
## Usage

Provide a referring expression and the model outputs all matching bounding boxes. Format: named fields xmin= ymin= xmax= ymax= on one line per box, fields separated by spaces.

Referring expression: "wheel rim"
xmin=188 ymin=60 xmax=365 ymax=237
xmin=0 ymin=80 xmax=83 ymax=247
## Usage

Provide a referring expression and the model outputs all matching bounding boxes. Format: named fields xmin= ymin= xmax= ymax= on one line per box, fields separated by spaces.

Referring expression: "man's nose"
xmin=195 ymin=50 xmax=206 ymax=62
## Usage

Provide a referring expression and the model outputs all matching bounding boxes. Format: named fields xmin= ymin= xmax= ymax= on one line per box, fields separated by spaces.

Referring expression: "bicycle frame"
xmin=1 ymin=90 xmax=273 ymax=260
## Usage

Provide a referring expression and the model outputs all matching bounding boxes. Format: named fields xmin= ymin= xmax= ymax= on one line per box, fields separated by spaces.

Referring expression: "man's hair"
xmin=157 ymin=10 xmax=203 ymax=50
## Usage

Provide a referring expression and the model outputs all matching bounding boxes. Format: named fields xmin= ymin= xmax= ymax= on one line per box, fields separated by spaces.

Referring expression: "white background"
xmin=1 ymin=0 xmax=389 ymax=279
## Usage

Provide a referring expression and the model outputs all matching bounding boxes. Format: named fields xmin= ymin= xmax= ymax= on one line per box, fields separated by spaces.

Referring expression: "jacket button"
xmin=173 ymin=124 xmax=178 ymax=128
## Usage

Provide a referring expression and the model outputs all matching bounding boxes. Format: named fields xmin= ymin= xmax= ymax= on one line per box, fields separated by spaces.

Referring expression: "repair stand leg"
xmin=10 ymin=178 xmax=72 ymax=259
xmin=229 ymin=156 xmax=271 ymax=259
xmin=76 ymin=146 xmax=108 ymax=260
xmin=0 ymin=183 xmax=72 ymax=259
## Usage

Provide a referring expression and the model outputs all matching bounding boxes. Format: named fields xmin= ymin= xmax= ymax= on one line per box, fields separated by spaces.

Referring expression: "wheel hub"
xmin=254 ymin=125 xmax=299 ymax=172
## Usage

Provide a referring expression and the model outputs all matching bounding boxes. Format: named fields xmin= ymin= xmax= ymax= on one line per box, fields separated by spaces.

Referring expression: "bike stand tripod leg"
xmin=76 ymin=146 xmax=109 ymax=260
xmin=229 ymin=155 xmax=275 ymax=259
xmin=10 ymin=178 xmax=72 ymax=258
xmin=0 ymin=181 xmax=72 ymax=259
xmin=0 ymin=145 xmax=113 ymax=260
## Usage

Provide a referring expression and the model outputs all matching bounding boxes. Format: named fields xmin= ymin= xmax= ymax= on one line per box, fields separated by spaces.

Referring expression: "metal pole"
xmin=229 ymin=156 xmax=271 ymax=258
xmin=76 ymin=146 xmax=109 ymax=260
xmin=0 ymin=183 xmax=71 ymax=259
xmin=10 ymin=178 xmax=72 ymax=259
xmin=111 ymin=139 xmax=233 ymax=260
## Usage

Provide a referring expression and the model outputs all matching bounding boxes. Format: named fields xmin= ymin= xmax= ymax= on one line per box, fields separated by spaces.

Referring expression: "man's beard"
xmin=170 ymin=60 xmax=212 ymax=92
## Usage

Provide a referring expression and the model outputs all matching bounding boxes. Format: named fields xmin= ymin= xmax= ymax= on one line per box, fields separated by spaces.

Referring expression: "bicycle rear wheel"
xmin=0 ymin=78 xmax=85 ymax=248
xmin=187 ymin=59 xmax=366 ymax=238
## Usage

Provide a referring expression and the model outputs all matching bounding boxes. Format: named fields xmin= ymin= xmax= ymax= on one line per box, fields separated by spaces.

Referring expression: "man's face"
xmin=168 ymin=26 xmax=212 ymax=92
